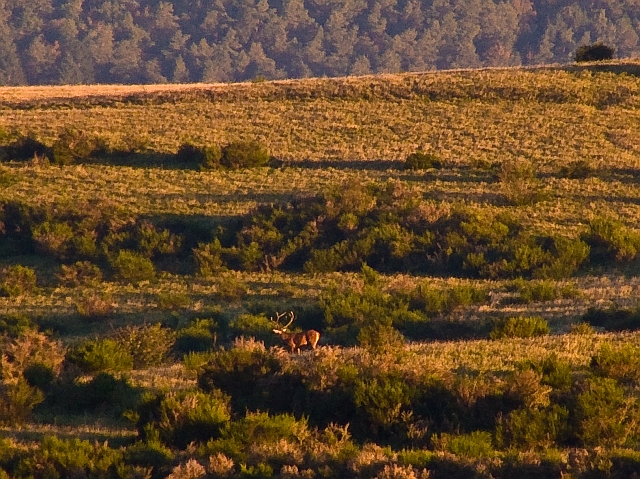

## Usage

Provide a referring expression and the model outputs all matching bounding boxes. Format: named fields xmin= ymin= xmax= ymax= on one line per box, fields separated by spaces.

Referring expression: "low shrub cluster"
xmin=194 ymin=180 xmax=590 ymax=279
xmin=175 ymin=140 xmax=271 ymax=169
xmin=404 ymin=151 xmax=442 ymax=170
xmin=581 ymin=306 xmax=640 ymax=331
xmin=68 ymin=323 xmax=175 ymax=373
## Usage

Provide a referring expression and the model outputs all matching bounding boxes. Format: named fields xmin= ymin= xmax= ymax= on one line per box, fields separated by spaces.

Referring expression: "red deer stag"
xmin=271 ymin=311 xmax=320 ymax=353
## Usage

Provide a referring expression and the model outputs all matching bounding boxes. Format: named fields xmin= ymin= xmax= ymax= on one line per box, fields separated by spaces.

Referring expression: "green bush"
xmin=15 ymin=435 xmax=123 ymax=478
xmin=152 ymin=390 xmax=231 ymax=447
xmin=220 ymin=141 xmax=270 ymax=169
xmin=193 ymin=239 xmax=227 ymax=276
xmin=207 ymin=412 xmax=310 ymax=466
xmin=175 ymin=318 xmax=218 ymax=354
xmin=51 ymin=128 xmax=99 ymax=165
xmin=0 ymin=265 xmax=37 ymax=297
xmin=114 ymin=323 xmax=176 ymax=369
xmin=490 ymin=316 xmax=550 ymax=339
xmin=434 ymin=431 xmax=495 ymax=458
xmin=404 ymin=151 xmax=442 ymax=170
xmin=156 ymin=291 xmax=191 ymax=310
xmin=176 ymin=142 xmax=222 ymax=169
xmin=109 ymin=249 xmax=156 ymax=283
xmin=496 ymin=405 xmax=569 ymax=449
xmin=57 ymin=261 xmax=103 ymax=286
xmin=583 ymin=217 xmax=640 ymax=262
xmin=575 ymin=43 xmax=615 ymax=62
xmin=215 ymin=274 xmax=248 ymax=302
xmin=68 ymin=338 xmax=134 ymax=373
xmin=409 ymin=283 xmax=488 ymax=315
xmin=0 ymin=378 xmax=44 ymax=426
xmin=352 ymin=374 xmax=412 ymax=434
xmin=576 ymin=377 xmax=636 ymax=447
xmin=591 ymin=343 xmax=640 ymax=385
xmin=198 ymin=340 xmax=282 ymax=412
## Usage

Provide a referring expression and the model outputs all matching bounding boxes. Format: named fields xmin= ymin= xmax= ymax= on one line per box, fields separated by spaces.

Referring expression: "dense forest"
xmin=0 ymin=0 xmax=639 ymax=85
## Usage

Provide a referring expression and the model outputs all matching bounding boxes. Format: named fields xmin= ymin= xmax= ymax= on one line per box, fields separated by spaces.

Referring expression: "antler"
xmin=281 ymin=311 xmax=295 ymax=331
xmin=270 ymin=311 xmax=289 ymax=329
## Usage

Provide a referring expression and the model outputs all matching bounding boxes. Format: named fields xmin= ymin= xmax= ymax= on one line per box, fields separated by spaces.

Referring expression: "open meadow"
xmin=1 ymin=62 xmax=640 ymax=478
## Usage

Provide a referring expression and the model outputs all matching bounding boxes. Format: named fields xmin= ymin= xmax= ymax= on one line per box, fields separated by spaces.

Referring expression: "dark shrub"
xmin=15 ymin=436 xmax=123 ymax=478
xmin=57 ymin=261 xmax=103 ymax=287
xmin=0 ymin=265 xmax=37 ymax=297
xmin=220 ymin=141 xmax=270 ymax=169
xmin=198 ymin=339 xmax=281 ymax=412
xmin=575 ymin=43 xmax=615 ymax=62
xmin=51 ymin=128 xmax=98 ymax=165
xmin=496 ymin=405 xmax=569 ymax=449
xmin=152 ymin=390 xmax=231 ymax=447
xmin=109 ymin=250 xmax=156 ymax=283
xmin=228 ymin=314 xmax=274 ymax=343
xmin=68 ymin=338 xmax=134 ymax=373
xmin=114 ymin=323 xmax=176 ymax=368
xmin=352 ymin=374 xmax=412 ymax=436
xmin=576 ymin=377 xmax=636 ymax=447
xmin=582 ymin=306 xmax=640 ymax=331
xmin=404 ymin=151 xmax=442 ymax=170
xmin=584 ymin=217 xmax=640 ymax=262
xmin=3 ymin=134 xmax=49 ymax=162
xmin=490 ymin=316 xmax=549 ymax=339
xmin=175 ymin=318 xmax=218 ymax=354
xmin=591 ymin=343 xmax=640 ymax=385
xmin=176 ymin=142 xmax=222 ymax=169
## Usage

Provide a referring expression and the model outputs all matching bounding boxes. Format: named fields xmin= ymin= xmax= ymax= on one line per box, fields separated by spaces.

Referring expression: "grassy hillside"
xmin=1 ymin=62 xmax=640 ymax=478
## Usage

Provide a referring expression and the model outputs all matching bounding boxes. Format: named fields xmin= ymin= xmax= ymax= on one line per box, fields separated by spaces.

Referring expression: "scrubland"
xmin=1 ymin=62 xmax=640 ymax=478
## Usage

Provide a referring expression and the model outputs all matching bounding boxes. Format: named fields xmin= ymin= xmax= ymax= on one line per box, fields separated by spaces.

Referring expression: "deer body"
xmin=274 ymin=329 xmax=320 ymax=353
xmin=271 ymin=311 xmax=321 ymax=353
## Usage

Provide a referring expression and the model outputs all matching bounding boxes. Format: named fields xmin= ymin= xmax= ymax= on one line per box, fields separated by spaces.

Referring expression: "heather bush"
xmin=176 ymin=142 xmax=222 ymax=169
xmin=51 ymin=128 xmax=99 ymax=165
xmin=198 ymin=339 xmax=282 ymax=412
xmin=193 ymin=239 xmax=227 ymax=276
xmin=558 ymin=160 xmax=593 ymax=179
xmin=591 ymin=343 xmax=640 ymax=385
xmin=575 ymin=377 xmax=637 ymax=447
xmin=14 ymin=435 xmax=123 ymax=478
xmin=68 ymin=338 xmax=134 ymax=373
xmin=109 ymin=249 xmax=156 ymax=283
xmin=215 ymin=274 xmax=248 ymax=302
xmin=175 ymin=318 xmax=218 ymax=354
xmin=150 ymin=389 xmax=231 ymax=447
xmin=352 ymin=374 xmax=413 ymax=436
xmin=404 ymin=151 xmax=442 ymax=170
xmin=57 ymin=261 xmax=103 ymax=286
xmin=0 ymin=265 xmax=37 ymax=297
xmin=220 ymin=141 xmax=270 ymax=169
xmin=433 ymin=431 xmax=495 ymax=458
xmin=490 ymin=316 xmax=549 ymax=339
xmin=496 ymin=405 xmax=570 ymax=449
xmin=114 ymin=323 xmax=176 ymax=368
xmin=228 ymin=314 xmax=274 ymax=343
xmin=583 ymin=217 xmax=640 ymax=262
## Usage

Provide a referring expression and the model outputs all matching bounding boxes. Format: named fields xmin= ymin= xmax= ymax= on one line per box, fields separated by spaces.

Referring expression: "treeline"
xmin=0 ymin=0 xmax=639 ymax=85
